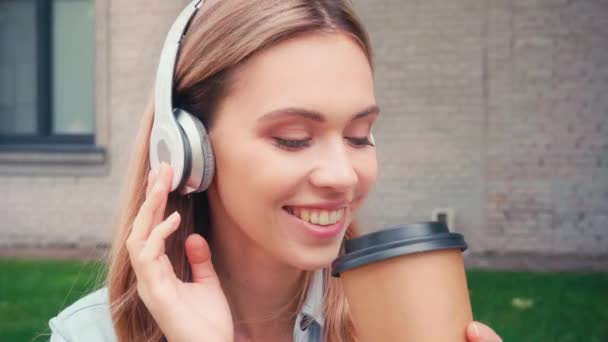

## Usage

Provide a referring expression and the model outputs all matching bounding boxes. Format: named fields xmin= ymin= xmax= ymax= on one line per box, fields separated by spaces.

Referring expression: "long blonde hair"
xmin=106 ymin=1 xmax=373 ymax=341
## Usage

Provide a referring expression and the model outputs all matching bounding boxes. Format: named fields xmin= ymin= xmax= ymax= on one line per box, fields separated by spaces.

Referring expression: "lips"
xmin=282 ymin=205 xmax=347 ymax=240
xmin=283 ymin=206 xmax=345 ymax=226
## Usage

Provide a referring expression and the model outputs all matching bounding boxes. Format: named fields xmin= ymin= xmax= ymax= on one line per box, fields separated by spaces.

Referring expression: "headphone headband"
xmin=154 ymin=0 xmax=204 ymax=125
xmin=150 ymin=0 xmax=215 ymax=194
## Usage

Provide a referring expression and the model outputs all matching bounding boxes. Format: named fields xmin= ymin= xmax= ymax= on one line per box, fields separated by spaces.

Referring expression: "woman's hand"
xmin=126 ymin=163 xmax=233 ymax=342
xmin=466 ymin=321 xmax=503 ymax=342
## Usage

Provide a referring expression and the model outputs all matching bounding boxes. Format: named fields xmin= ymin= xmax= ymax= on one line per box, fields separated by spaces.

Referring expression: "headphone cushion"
xmin=175 ymin=108 xmax=215 ymax=193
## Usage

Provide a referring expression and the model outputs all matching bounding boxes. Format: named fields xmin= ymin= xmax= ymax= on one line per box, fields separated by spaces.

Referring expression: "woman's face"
xmin=207 ymin=31 xmax=378 ymax=270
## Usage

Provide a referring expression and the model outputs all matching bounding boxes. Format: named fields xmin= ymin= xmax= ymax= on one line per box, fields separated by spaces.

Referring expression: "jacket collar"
xmin=300 ymin=268 xmax=325 ymax=328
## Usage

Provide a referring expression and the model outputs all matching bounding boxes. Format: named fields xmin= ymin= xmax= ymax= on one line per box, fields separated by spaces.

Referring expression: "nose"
xmin=309 ymin=141 xmax=358 ymax=192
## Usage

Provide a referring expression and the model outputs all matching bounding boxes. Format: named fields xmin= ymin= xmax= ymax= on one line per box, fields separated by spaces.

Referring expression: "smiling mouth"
xmin=283 ymin=206 xmax=345 ymax=226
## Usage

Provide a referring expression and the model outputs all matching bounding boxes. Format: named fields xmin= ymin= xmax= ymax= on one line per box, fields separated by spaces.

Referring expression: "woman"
xmin=49 ymin=0 xmax=502 ymax=341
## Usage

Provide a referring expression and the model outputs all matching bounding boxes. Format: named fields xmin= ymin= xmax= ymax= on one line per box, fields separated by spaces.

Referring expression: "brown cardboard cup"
xmin=331 ymin=222 xmax=472 ymax=341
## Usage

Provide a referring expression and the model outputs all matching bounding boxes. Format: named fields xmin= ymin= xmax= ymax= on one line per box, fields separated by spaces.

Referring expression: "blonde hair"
xmin=106 ymin=0 xmax=373 ymax=341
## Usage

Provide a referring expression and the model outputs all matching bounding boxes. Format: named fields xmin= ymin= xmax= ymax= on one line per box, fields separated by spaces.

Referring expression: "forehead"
xmin=220 ymin=31 xmax=375 ymax=120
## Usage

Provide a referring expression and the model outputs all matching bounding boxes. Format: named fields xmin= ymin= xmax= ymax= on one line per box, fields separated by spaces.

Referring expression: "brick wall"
xmin=1 ymin=0 xmax=606 ymax=261
xmin=358 ymin=0 xmax=608 ymax=257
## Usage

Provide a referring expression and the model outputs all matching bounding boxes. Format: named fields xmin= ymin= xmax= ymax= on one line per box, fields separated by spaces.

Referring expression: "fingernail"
xmin=473 ymin=322 xmax=481 ymax=338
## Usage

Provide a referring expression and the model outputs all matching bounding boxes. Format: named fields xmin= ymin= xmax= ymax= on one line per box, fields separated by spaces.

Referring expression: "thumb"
xmin=185 ymin=233 xmax=218 ymax=283
xmin=467 ymin=321 xmax=503 ymax=342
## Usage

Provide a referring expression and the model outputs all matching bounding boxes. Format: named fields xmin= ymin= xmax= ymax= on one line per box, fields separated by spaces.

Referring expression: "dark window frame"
xmin=0 ymin=0 xmax=94 ymax=146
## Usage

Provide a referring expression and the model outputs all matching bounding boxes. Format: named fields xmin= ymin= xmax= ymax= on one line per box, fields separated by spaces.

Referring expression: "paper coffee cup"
xmin=332 ymin=222 xmax=472 ymax=341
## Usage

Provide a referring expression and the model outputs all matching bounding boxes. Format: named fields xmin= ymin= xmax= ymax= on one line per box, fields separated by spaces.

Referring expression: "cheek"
xmin=354 ymin=151 xmax=378 ymax=206
xmin=215 ymin=138 xmax=304 ymax=215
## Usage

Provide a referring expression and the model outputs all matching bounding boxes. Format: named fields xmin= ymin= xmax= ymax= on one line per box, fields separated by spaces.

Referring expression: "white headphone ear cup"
xmin=149 ymin=118 xmax=187 ymax=192
xmin=175 ymin=108 xmax=215 ymax=194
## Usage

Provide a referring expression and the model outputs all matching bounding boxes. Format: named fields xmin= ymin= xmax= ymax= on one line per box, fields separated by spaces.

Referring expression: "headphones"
xmin=149 ymin=0 xmax=214 ymax=195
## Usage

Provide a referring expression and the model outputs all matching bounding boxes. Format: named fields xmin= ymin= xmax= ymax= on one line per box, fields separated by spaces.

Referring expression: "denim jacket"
xmin=48 ymin=270 xmax=325 ymax=342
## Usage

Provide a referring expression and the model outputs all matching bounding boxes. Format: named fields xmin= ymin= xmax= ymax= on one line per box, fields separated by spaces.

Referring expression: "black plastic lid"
xmin=331 ymin=222 xmax=467 ymax=277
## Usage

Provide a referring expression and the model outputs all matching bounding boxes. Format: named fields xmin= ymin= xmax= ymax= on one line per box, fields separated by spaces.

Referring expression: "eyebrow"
xmin=257 ymin=105 xmax=380 ymax=123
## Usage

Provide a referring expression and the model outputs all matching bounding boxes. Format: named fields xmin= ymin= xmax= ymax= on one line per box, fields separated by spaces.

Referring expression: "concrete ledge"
xmin=0 ymin=244 xmax=110 ymax=261
xmin=0 ymin=145 xmax=108 ymax=176
xmin=0 ymin=150 xmax=105 ymax=164
xmin=1 ymin=245 xmax=606 ymax=271
xmin=464 ymin=252 xmax=608 ymax=272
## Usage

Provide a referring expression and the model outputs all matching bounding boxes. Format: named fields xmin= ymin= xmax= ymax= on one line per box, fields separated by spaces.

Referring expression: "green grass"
xmin=0 ymin=258 xmax=607 ymax=341
xmin=467 ymin=270 xmax=608 ymax=342
xmin=0 ymin=258 xmax=107 ymax=342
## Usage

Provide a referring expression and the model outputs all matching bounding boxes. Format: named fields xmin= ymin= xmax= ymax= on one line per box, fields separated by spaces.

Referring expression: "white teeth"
xmin=310 ymin=211 xmax=319 ymax=224
xmin=300 ymin=209 xmax=310 ymax=222
xmin=329 ymin=210 xmax=337 ymax=222
xmin=319 ymin=211 xmax=329 ymax=225
xmin=287 ymin=206 xmax=345 ymax=226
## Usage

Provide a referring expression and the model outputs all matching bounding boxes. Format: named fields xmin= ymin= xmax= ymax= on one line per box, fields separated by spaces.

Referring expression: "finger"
xmin=185 ymin=233 xmax=218 ymax=283
xmin=146 ymin=168 xmax=157 ymax=198
xmin=158 ymin=254 xmax=175 ymax=279
xmin=152 ymin=162 xmax=173 ymax=226
xmin=467 ymin=321 xmax=503 ymax=342
xmin=134 ymin=212 xmax=181 ymax=285
xmin=139 ymin=211 xmax=181 ymax=263
xmin=130 ymin=163 xmax=171 ymax=242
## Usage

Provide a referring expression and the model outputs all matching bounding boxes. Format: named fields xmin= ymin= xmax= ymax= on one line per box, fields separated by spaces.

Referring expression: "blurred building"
xmin=0 ymin=0 xmax=606 ymax=268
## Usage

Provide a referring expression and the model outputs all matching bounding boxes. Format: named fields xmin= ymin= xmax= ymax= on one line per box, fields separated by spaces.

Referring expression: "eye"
xmin=273 ymin=137 xmax=311 ymax=151
xmin=346 ymin=136 xmax=375 ymax=148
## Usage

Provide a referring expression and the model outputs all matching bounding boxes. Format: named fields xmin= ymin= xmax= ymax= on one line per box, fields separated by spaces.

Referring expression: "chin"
xmin=286 ymin=242 xmax=343 ymax=271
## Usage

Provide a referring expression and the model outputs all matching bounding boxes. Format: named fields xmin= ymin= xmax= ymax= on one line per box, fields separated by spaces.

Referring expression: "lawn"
xmin=0 ymin=258 xmax=606 ymax=341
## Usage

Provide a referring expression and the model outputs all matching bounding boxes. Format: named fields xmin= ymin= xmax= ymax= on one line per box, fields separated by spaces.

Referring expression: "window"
xmin=0 ymin=0 xmax=95 ymax=146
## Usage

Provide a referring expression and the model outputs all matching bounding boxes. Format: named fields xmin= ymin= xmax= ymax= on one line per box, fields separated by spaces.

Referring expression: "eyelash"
xmin=273 ymin=137 xmax=374 ymax=151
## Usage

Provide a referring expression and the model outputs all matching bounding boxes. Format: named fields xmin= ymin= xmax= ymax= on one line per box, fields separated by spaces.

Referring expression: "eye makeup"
xmin=258 ymin=106 xmax=378 ymax=152
xmin=272 ymin=137 xmax=312 ymax=151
